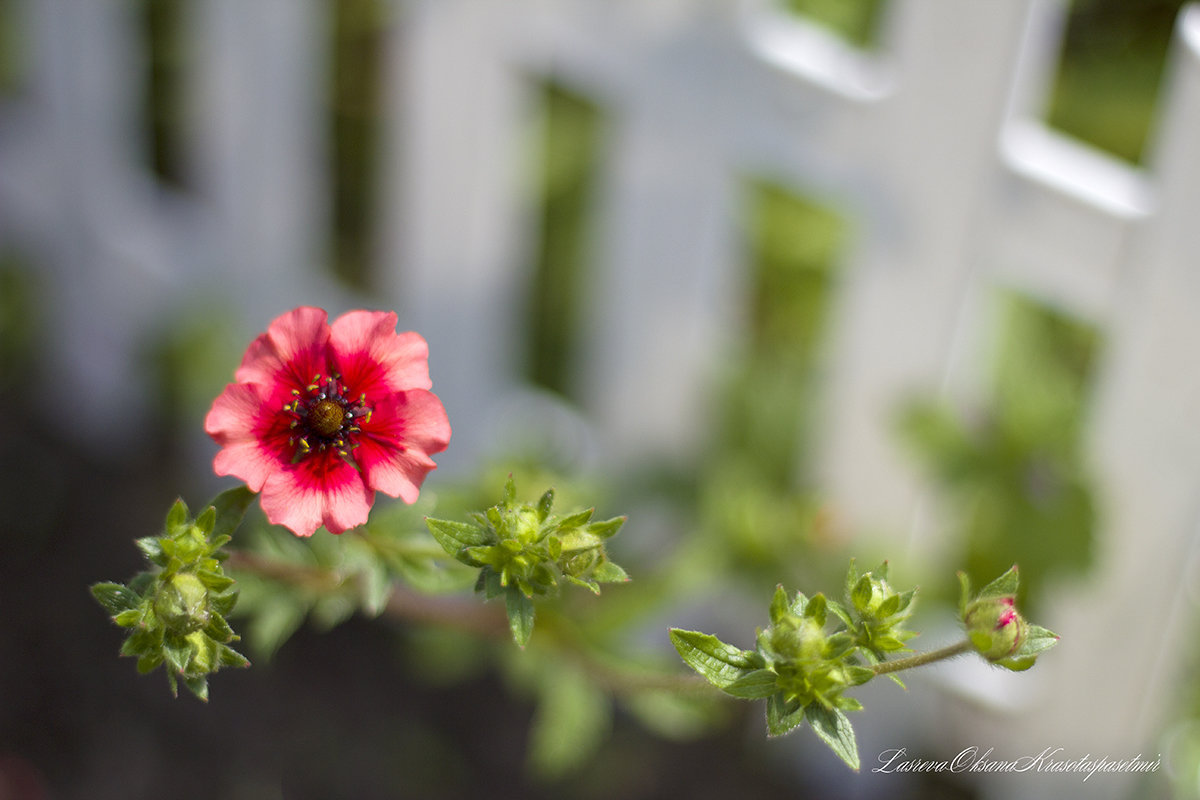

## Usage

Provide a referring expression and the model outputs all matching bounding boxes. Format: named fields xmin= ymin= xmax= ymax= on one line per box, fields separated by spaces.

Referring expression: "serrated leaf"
xmin=805 ymin=704 xmax=860 ymax=770
xmin=722 ymin=669 xmax=779 ymax=699
xmin=426 ymin=518 xmax=491 ymax=555
xmin=91 ymin=583 xmax=142 ymax=616
xmin=669 ymin=629 xmax=760 ymax=689
xmin=766 ymin=693 xmax=805 ymax=736
xmin=506 ymin=590 xmax=535 ymax=647
xmin=208 ymin=486 xmax=257 ymax=540
xmin=977 ymin=565 xmax=1020 ymax=600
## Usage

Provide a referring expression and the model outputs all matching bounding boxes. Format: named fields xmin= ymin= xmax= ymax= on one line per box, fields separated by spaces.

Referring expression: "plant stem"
xmin=871 ymin=639 xmax=973 ymax=675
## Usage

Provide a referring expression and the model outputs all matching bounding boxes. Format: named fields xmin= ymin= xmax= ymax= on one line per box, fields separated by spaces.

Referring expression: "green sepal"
xmin=766 ymin=693 xmax=805 ymax=736
xmin=162 ymin=636 xmax=191 ymax=675
xmin=203 ymin=613 xmax=237 ymax=643
xmin=721 ymin=668 xmax=779 ymax=699
xmin=506 ymin=589 xmax=535 ymax=648
xmin=165 ymin=498 xmax=189 ymax=535
xmin=844 ymin=665 xmax=875 ymax=686
xmin=586 ymin=516 xmax=626 ymax=540
xmin=805 ymin=704 xmax=860 ymax=770
xmin=218 ymin=645 xmax=251 ymax=669
xmin=957 ymin=571 xmax=972 ymax=617
xmin=769 ymin=585 xmax=789 ymax=624
xmin=669 ymin=629 xmax=762 ymax=689
xmin=977 ymin=565 xmax=1020 ymax=600
xmin=135 ymin=537 xmax=164 ymax=563
xmin=136 ymin=653 xmax=163 ymax=674
xmin=536 ymin=489 xmax=555 ymax=521
xmin=196 ymin=570 xmax=235 ymax=593
xmin=995 ymin=624 xmax=1059 ymax=671
xmin=565 ymin=575 xmax=601 ymax=595
xmin=194 ymin=506 xmax=216 ymax=536
xmin=591 ymin=560 xmax=629 ymax=583
xmin=835 ymin=695 xmax=864 ymax=712
xmin=827 ymin=599 xmax=854 ymax=628
xmin=113 ymin=608 xmax=143 ymax=627
xmin=557 ymin=508 xmax=594 ymax=529
xmin=426 ymin=518 xmax=492 ymax=555
xmin=804 ymin=593 xmax=827 ymax=625
xmin=182 ymin=675 xmax=209 ymax=702
xmin=207 ymin=486 xmax=256 ymax=540
xmin=91 ymin=582 xmax=142 ymax=617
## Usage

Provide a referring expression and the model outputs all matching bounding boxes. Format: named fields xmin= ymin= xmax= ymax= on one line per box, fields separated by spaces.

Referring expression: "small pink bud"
xmin=964 ymin=596 xmax=1028 ymax=661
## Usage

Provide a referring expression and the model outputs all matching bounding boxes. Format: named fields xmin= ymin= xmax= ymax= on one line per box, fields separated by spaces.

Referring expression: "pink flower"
xmin=204 ymin=307 xmax=451 ymax=536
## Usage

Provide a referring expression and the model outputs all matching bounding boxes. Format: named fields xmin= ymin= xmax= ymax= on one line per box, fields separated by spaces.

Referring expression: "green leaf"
xmin=722 ymin=669 xmax=779 ymax=699
xmin=766 ymin=693 xmax=805 ymax=736
xmin=207 ymin=486 xmax=257 ymax=540
xmin=506 ymin=590 xmax=535 ymax=648
xmin=426 ymin=518 xmax=491 ymax=555
xmin=669 ymin=629 xmax=760 ymax=689
xmin=91 ymin=582 xmax=142 ymax=616
xmin=805 ymin=704 xmax=860 ymax=770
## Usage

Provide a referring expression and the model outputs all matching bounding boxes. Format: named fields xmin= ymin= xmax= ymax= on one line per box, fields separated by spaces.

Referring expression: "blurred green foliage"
xmin=898 ymin=293 xmax=1101 ymax=611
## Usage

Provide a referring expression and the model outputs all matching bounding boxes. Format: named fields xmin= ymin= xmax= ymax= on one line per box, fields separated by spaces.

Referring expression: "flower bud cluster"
xmin=756 ymin=589 xmax=867 ymax=711
xmin=844 ymin=561 xmax=917 ymax=660
xmin=92 ymin=491 xmax=252 ymax=700
xmin=427 ymin=476 xmax=628 ymax=645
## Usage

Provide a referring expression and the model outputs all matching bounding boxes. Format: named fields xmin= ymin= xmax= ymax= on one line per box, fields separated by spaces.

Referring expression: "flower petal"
xmin=330 ymin=310 xmax=433 ymax=398
xmin=205 ymin=382 xmax=288 ymax=491
xmin=259 ymin=454 xmax=374 ymax=536
xmin=356 ymin=390 xmax=451 ymax=503
xmin=234 ymin=306 xmax=332 ymax=389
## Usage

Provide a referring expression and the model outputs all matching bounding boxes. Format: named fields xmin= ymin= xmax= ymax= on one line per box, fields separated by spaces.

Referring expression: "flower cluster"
xmin=426 ymin=476 xmax=628 ymax=646
xmin=205 ymin=307 xmax=450 ymax=537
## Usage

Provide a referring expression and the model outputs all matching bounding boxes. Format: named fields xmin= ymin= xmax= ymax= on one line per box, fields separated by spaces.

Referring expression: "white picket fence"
xmin=4 ymin=0 xmax=1200 ymax=796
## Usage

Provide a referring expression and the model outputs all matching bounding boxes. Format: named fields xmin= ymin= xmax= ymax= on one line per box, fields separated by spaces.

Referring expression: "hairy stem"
xmin=870 ymin=639 xmax=973 ymax=675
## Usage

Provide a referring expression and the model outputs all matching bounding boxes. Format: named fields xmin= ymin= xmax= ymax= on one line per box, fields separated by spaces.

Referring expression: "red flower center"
xmin=284 ymin=374 xmax=372 ymax=460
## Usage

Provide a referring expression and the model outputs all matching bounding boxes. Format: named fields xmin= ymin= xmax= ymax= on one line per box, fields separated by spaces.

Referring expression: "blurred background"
xmin=3 ymin=0 xmax=1200 ymax=797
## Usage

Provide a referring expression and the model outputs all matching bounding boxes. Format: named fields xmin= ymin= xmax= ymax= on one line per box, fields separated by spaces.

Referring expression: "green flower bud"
xmin=154 ymin=572 xmax=210 ymax=635
xmin=964 ymin=595 xmax=1027 ymax=661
